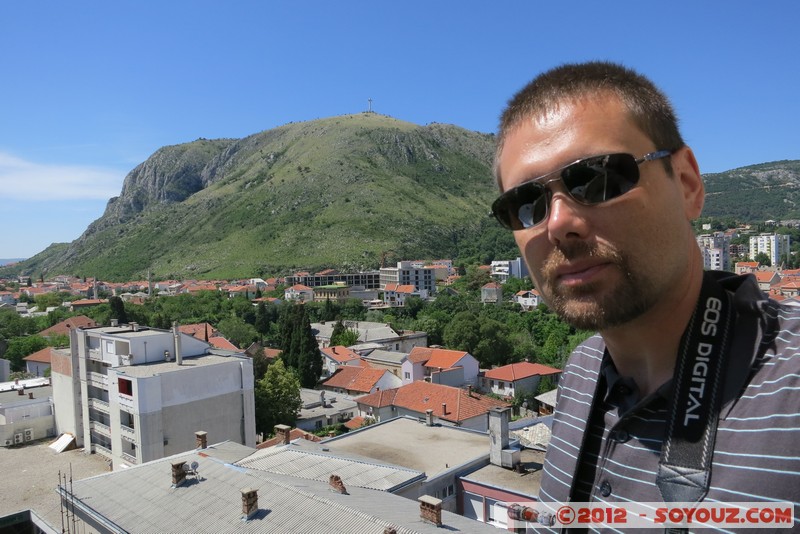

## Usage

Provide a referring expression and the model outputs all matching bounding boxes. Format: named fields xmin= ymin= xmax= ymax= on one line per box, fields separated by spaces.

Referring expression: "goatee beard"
xmin=539 ymin=241 xmax=652 ymax=330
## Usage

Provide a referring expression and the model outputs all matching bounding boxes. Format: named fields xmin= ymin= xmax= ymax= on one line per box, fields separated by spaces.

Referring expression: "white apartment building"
xmin=52 ymin=322 xmax=256 ymax=469
xmin=489 ymin=257 xmax=529 ymax=283
xmin=697 ymin=232 xmax=731 ymax=271
xmin=379 ymin=261 xmax=436 ymax=295
xmin=749 ymin=233 xmax=791 ymax=267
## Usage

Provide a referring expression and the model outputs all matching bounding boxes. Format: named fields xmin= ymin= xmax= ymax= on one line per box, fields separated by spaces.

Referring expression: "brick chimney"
xmin=418 ymin=495 xmax=443 ymax=526
xmin=329 ymin=474 xmax=348 ymax=495
xmin=441 ymin=402 xmax=447 ymax=415
xmin=28 ymin=392 xmax=33 ymax=399
xmin=241 ymin=487 xmax=258 ymax=519
xmin=195 ymin=431 xmax=208 ymax=449
xmin=274 ymin=424 xmax=291 ymax=445
xmin=18 ymin=388 xmax=24 ymax=396
xmin=171 ymin=461 xmax=187 ymax=487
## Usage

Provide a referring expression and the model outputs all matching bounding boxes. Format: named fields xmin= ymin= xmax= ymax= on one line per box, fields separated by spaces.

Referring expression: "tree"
xmin=109 ymin=296 xmax=128 ymax=324
xmin=753 ymin=252 xmax=772 ymax=267
xmin=279 ymin=304 xmax=322 ymax=388
xmin=4 ymin=335 xmax=48 ymax=372
xmin=443 ymin=311 xmax=481 ymax=354
xmin=254 ymin=359 xmax=302 ymax=436
xmin=217 ymin=316 xmax=258 ymax=349
xmin=329 ymin=319 xmax=359 ymax=347
xmin=252 ymin=347 xmax=270 ymax=381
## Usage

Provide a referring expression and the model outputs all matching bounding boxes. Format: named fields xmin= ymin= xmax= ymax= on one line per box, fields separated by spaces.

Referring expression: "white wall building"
xmin=749 ymin=233 xmax=791 ymax=267
xmin=489 ymin=258 xmax=529 ymax=283
xmin=697 ymin=232 xmax=731 ymax=271
xmin=51 ymin=323 xmax=256 ymax=469
xmin=379 ymin=261 xmax=436 ymax=295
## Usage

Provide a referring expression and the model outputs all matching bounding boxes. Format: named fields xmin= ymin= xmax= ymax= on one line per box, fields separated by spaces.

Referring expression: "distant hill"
xmin=702 ymin=160 xmax=800 ymax=221
xmin=2 ymin=114 xmax=517 ymax=281
xmin=0 ymin=258 xmax=25 ymax=266
xmin=2 ymin=113 xmax=796 ymax=282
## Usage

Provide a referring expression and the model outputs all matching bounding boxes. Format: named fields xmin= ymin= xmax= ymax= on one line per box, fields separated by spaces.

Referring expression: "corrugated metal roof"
xmin=64 ymin=448 xmax=497 ymax=533
xmin=234 ymin=446 xmax=423 ymax=492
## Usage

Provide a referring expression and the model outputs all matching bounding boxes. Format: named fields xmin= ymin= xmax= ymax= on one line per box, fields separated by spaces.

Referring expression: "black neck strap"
xmin=657 ymin=271 xmax=735 ymax=503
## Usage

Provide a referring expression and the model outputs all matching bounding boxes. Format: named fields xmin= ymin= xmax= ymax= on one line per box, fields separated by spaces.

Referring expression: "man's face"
xmin=496 ymin=95 xmax=699 ymax=331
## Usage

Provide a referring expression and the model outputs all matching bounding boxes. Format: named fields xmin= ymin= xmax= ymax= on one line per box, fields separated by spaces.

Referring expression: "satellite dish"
xmin=191 ymin=461 xmax=199 ymax=472
xmin=183 ymin=464 xmax=192 ymax=473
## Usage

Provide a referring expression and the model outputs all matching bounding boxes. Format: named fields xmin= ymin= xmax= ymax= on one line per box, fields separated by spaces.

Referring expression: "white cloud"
xmin=0 ymin=152 xmax=124 ymax=201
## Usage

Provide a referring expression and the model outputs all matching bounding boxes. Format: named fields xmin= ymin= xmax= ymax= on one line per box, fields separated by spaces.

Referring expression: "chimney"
xmin=319 ymin=390 xmax=326 ymax=407
xmin=489 ymin=406 xmax=519 ymax=468
xmin=195 ymin=431 xmax=208 ymax=449
xmin=425 ymin=409 xmax=434 ymax=427
xmin=172 ymin=322 xmax=183 ymax=365
xmin=467 ymin=384 xmax=473 ymax=397
xmin=171 ymin=461 xmax=187 ymax=487
xmin=241 ymin=488 xmax=258 ymax=519
xmin=329 ymin=474 xmax=348 ymax=495
xmin=441 ymin=402 xmax=447 ymax=415
xmin=274 ymin=424 xmax=291 ymax=445
xmin=418 ymin=495 xmax=443 ymax=527
xmin=384 ymin=529 xmax=397 ymax=534
xmin=110 ymin=319 xmax=119 ymax=327
xmin=28 ymin=392 xmax=34 ymax=399
xmin=130 ymin=322 xmax=139 ymax=331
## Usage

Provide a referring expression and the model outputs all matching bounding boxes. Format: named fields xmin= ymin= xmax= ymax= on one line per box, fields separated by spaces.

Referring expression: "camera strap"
xmin=657 ymin=272 xmax=735 ymax=504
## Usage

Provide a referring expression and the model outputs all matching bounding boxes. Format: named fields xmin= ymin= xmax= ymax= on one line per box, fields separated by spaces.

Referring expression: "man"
xmin=492 ymin=62 xmax=799 ymax=528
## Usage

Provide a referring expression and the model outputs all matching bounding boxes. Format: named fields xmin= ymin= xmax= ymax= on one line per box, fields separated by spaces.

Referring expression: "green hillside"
xmin=6 ymin=114 xmax=518 ymax=281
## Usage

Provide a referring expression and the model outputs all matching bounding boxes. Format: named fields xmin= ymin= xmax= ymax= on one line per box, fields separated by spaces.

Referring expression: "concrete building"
xmin=697 ymin=232 xmax=731 ymax=271
xmin=379 ymin=261 xmax=436 ymax=295
xmin=749 ymin=233 xmax=791 ymax=267
xmin=56 ymin=438 xmax=499 ymax=533
xmin=481 ymin=362 xmax=562 ymax=399
xmin=490 ymin=258 xmax=529 ymax=283
xmin=0 ymin=381 xmax=54 ymax=447
xmin=312 ymin=321 xmax=427 ymax=352
xmin=296 ymin=388 xmax=358 ymax=431
xmin=51 ymin=323 xmax=256 ymax=469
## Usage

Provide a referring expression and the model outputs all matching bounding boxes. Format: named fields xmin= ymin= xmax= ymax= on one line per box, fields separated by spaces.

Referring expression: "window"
xmin=404 ymin=372 xmax=411 ymax=379
xmin=447 ymin=484 xmax=455 ymax=497
xmin=119 ymin=378 xmax=133 ymax=397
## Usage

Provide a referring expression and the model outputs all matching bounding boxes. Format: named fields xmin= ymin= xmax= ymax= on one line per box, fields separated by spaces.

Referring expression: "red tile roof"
xmin=483 ymin=362 xmax=562 ymax=381
xmin=321 ymin=346 xmax=361 ymax=364
xmin=357 ymin=381 xmax=510 ymax=423
xmin=263 ymin=348 xmax=282 ymax=360
xmin=23 ymin=347 xmax=52 ymax=364
xmin=322 ymin=366 xmax=388 ymax=393
xmin=344 ymin=416 xmax=367 ymax=430
xmin=408 ymin=347 xmax=470 ymax=368
xmin=208 ymin=336 xmax=239 ymax=350
xmin=38 ymin=315 xmax=97 ymax=337
xmin=179 ymin=323 xmax=215 ymax=341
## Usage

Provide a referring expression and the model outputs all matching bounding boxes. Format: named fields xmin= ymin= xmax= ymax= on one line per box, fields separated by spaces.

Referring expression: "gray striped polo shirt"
xmin=536 ymin=272 xmax=800 ymax=532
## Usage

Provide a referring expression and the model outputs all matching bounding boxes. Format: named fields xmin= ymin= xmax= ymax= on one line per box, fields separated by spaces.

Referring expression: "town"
xmin=0 ymin=227 xmax=795 ymax=532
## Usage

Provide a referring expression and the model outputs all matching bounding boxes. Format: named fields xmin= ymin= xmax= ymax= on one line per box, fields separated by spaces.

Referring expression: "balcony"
xmin=91 ymin=421 xmax=111 ymax=438
xmin=120 ymin=424 xmax=137 ymax=443
xmin=92 ymin=443 xmax=112 ymax=458
xmin=121 ymin=452 xmax=137 ymax=465
xmin=88 ymin=398 xmax=110 ymax=412
xmin=88 ymin=348 xmax=102 ymax=362
xmin=87 ymin=371 xmax=108 ymax=389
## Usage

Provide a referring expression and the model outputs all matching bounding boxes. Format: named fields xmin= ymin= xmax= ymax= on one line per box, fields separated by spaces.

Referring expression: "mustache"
xmin=541 ymin=241 xmax=624 ymax=278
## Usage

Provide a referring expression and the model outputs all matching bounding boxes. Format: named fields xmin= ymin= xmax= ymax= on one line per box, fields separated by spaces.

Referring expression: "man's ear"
xmin=674 ymin=146 xmax=704 ymax=220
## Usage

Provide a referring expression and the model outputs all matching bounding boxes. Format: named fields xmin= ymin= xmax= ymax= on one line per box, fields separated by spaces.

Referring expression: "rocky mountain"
xmin=9 ymin=114 xmax=516 ymax=281
xmin=5 ymin=113 xmax=798 ymax=282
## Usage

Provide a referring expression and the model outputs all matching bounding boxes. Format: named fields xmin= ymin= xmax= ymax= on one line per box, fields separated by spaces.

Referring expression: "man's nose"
xmin=546 ymin=193 xmax=591 ymax=246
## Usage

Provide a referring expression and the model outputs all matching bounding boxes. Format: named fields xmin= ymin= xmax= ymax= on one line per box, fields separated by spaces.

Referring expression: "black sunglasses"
xmin=491 ymin=150 xmax=672 ymax=231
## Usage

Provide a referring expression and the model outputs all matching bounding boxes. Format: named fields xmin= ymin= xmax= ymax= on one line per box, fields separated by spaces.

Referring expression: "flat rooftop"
xmin=114 ymin=353 xmax=247 ymax=378
xmin=324 ymin=416 xmax=489 ymax=476
xmin=0 ymin=385 xmax=52 ymax=406
xmin=461 ymin=448 xmax=545 ymax=499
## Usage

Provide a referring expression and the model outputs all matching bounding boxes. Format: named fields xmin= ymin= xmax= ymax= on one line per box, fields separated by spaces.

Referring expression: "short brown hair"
xmin=495 ymin=61 xmax=684 ymax=184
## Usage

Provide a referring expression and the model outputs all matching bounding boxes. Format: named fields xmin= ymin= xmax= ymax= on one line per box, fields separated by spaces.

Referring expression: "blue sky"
xmin=1 ymin=1 xmax=798 ymax=259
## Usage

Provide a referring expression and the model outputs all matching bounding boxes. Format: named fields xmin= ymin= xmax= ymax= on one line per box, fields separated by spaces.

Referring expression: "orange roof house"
xmin=482 ymin=362 xmax=562 ymax=400
xmin=38 ymin=315 xmax=97 ymax=337
xmin=321 ymin=366 xmax=401 ymax=396
xmin=356 ymin=381 xmax=510 ymax=431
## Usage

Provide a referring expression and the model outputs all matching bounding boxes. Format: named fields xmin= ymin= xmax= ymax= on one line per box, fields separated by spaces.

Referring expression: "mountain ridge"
xmin=3 ymin=114 xmax=798 ymax=281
